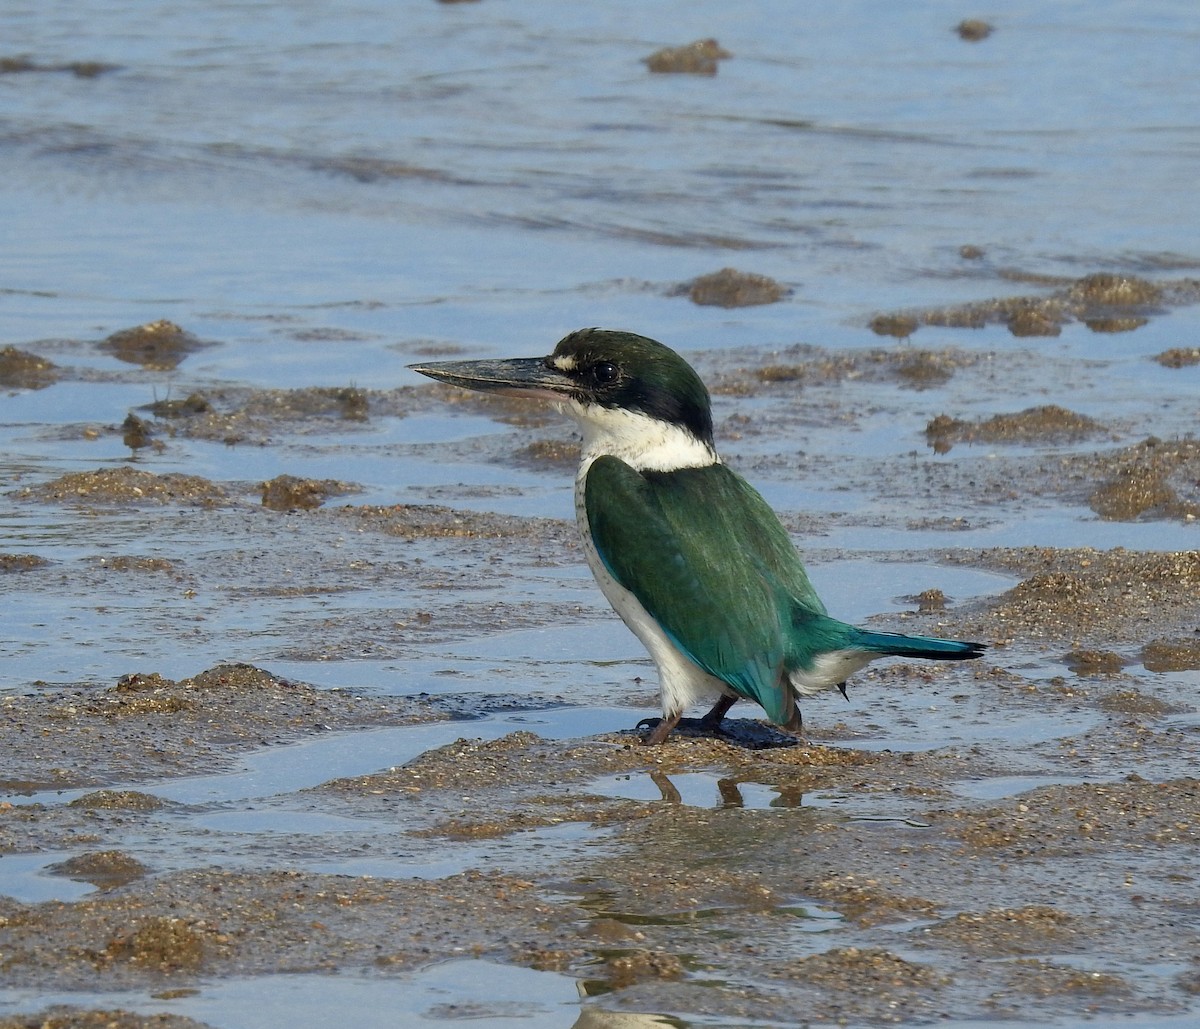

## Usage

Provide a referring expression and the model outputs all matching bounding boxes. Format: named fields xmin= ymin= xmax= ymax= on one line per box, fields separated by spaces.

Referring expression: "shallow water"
xmin=1 ymin=2 xmax=1199 ymax=1026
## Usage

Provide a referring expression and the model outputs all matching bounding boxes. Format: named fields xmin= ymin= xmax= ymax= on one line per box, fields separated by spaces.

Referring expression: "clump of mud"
xmin=68 ymin=790 xmax=168 ymax=811
xmin=342 ymin=502 xmax=575 ymax=542
xmin=135 ymin=384 xmax=375 ymax=446
xmin=955 ymin=19 xmax=993 ymax=41
xmin=1005 ymin=959 xmax=1132 ymax=1000
xmin=921 ymin=905 xmax=1081 ymax=956
xmin=0 ymin=345 xmax=60 ymax=389
xmin=120 ymin=413 xmax=159 ymax=452
xmin=1140 ymin=637 xmax=1200 ymax=672
xmin=261 ymin=474 xmax=358 ymax=511
xmin=0 ymin=553 xmax=49 ymax=572
xmin=0 ymin=1010 xmax=210 ymax=1028
xmin=710 ymin=345 xmax=979 ymax=395
xmin=11 ymin=466 xmax=229 ymax=507
xmin=1155 ymin=347 xmax=1200 ymax=368
xmin=1083 ymin=437 xmax=1200 ymax=521
xmin=47 ymin=850 xmax=150 ymax=889
xmin=948 ymin=547 xmax=1200 ymax=645
xmin=874 ymin=270 xmax=1193 ymax=338
xmin=1063 ymin=649 xmax=1127 ymax=675
xmin=869 ymin=313 xmax=919 ymax=339
xmin=773 ymin=946 xmax=947 ymax=1022
xmin=934 ymin=778 xmax=1199 ymax=855
xmin=0 ymin=663 xmax=444 ymax=788
xmin=105 ymin=915 xmax=211 ymax=973
xmin=683 ymin=268 xmax=788 ymax=308
xmin=145 ymin=393 xmax=212 ymax=418
xmin=925 ymin=405 xmax=1105 ymax=452
xmin=99 ymin=320 xmax=211 ymax=370
xmin=515 ymin=437 xmax=580 ymax=469
xmin=644 ymin=38 xmax=731 ymax=75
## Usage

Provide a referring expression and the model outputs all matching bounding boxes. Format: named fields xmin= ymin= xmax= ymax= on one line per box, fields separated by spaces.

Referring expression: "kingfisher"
xmin=412 ymin=329 xmax=985 ymax=744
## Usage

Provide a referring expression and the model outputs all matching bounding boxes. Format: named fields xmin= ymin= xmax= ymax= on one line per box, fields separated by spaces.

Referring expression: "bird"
xmin=411 ymin=328 xmax=985 ymax=744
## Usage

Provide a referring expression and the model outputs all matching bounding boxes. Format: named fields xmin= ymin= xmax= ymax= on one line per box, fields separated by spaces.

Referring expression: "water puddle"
xmin=949 ymin=774 xmax=1101 ymax=801
xmin=0 ymin=851 xmax=97 ymax=905
xmin=0 ymin=961 xmax=583 ymax=1029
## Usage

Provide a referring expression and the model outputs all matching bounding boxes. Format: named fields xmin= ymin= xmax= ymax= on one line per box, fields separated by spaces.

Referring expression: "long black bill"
xmin=409 ymin=357 xmax=575 ymax=402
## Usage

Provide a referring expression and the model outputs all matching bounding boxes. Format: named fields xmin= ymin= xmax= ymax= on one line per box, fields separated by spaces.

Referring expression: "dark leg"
xmin=641 ymin=710 xmax=682 ymax=746
xmin=699 ymin=693 xmax=738 ymax=730
xmin=638 ymin=693 xmax=739 ymax=745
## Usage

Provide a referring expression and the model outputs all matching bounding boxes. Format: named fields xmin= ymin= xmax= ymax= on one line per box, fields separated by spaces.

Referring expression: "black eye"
xmin=592 ymin=361 xmax=618 ymax=385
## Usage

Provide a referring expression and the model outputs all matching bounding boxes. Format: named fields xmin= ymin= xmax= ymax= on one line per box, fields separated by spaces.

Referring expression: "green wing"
xmin=585 ymin=456 xmax=829 ymax=722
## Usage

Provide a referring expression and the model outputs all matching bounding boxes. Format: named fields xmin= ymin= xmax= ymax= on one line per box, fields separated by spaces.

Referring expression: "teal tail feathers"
xmin=849 ymin=628 xmax=985 ymax=662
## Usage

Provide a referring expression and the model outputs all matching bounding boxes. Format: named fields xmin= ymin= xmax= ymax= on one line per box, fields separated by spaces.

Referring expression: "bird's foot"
xmin=637 ymin=715 xmax=803 ymax=750
xmin=635 ymin=713 xmax=682 ymax=746
xmin=636 ymin=713 xmax=732 ymax=745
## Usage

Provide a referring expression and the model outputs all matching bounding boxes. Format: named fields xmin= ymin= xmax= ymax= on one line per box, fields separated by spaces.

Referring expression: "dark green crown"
xmin=548 ymin=329 xmax=714 ymax=447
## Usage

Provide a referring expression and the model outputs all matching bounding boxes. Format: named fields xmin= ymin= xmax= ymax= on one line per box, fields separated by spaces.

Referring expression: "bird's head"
xmin=411 ymin=329 xmax=716 ymax=458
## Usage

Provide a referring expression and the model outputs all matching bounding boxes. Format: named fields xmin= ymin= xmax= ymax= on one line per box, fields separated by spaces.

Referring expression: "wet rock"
xmin=685 ymin=268 xmax=787 ymax=308
xmin=12 ymin=467 xmax=229 ymax=507
xmin=955 ymin=19 xmax=993 ymax=41
xmin=99 ymin=320 xmax=209 ymax=370
xmin=0 ymin=346 xmax=60 ymax=389
xmin=260 ymin=474 xmax=357 ymax=511
xmin=644 ymin=39 xmax=731 ymax=75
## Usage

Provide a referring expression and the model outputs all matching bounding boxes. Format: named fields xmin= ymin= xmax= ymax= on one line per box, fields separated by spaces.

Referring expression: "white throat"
xmin=560 ymin=399 xmax=719 ymax=473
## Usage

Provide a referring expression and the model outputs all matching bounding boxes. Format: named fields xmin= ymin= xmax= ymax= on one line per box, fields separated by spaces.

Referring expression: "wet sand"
xmin=2 ymin=323 xmax=1198 ymax=1027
